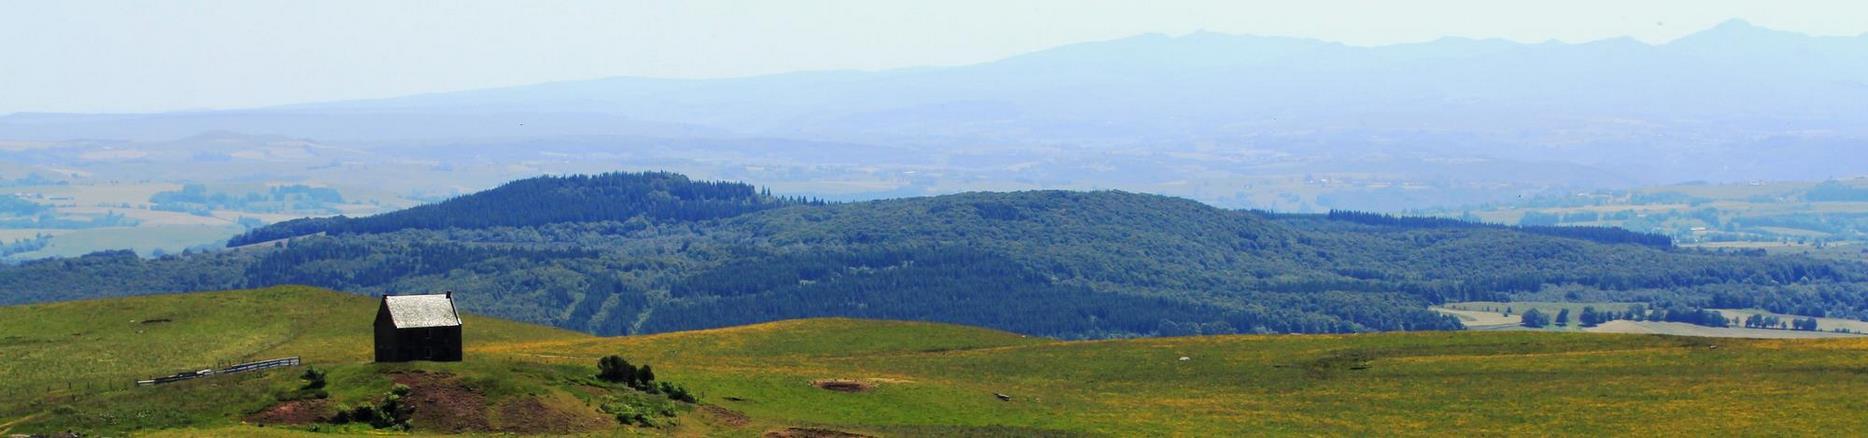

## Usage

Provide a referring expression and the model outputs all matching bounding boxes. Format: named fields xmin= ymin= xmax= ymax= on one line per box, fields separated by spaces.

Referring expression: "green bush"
xmin=603 ymin=402 xmax=655 ymax=427
xmin=300 ymin=367 xmax=327 ymax=389
xmin=330 ymin=404 xmax=353 ymax=424
xmin=659 ymin=381 xmax=697 ymax=403
xmin=598 ymin=355 xmax=636 ymax=384
xmin=326 ymin=385 xmax=413 ymax=429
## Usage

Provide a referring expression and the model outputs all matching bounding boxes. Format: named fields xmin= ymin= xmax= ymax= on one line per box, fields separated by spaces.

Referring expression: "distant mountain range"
xmin=4 ymin=19 xmax=1865 ymax=209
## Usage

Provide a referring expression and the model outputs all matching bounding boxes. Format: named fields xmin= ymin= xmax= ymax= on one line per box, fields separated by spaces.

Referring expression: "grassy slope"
xmin=495 ymin=322 xmax=1868 ymax=437
xmin=6 ymin=288 xmax=1868 ymax=436
xmin=0 ymin=286 xmax=584 ymax=393
xmin=0 ymin=286 xmax=598 ymax=435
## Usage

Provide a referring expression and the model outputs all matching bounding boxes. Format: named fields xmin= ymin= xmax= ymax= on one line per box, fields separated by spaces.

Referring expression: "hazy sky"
xmin=2 ymin=0 xmax=1865 ymax=114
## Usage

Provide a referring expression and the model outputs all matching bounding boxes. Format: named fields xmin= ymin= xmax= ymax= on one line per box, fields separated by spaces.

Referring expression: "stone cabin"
xmin=374 ymin=292 xmax=463 ymax=362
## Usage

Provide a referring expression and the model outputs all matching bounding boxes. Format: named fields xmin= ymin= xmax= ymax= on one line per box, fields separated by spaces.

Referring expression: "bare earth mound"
xmin=492 ymin=394 xmax=612 ymax=434
xmin=701 ymin=404 xmax=751 ymax=427
xmin=811 ymin=379 xmax=874 ymax=393
xmin=244 ymin=399 xmax=331 ymax=425
xmin=763 ymin=427 xmax=876 ymax=438
xmin=391 ymin=371 xmax=491 ymax=432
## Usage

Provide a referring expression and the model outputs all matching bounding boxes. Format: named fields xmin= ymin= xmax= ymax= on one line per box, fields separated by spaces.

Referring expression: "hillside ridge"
xmin=3 ymin=172 xmax=1866 ymax=340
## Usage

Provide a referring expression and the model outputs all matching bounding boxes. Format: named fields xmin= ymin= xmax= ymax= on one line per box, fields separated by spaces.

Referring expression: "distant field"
xmin=1430 ymin=179 xmax=1868 ymax=261
xmin=1428 ymin=306 xmax=1517 ymax=329
xmin=20 ymin=182 xmax=179 ymax=206
xmin=3 ymin=224 xmax=243 ymax=259
xmin=1436 ymin=301 xmax=1640 ymax=331
xmin=0 ymin=229 xmax=68 ymax=241
xmin=1710 ymin=308 xmax=1868 ymax=334
xmin=1435 ymin=302 xmax=1868 ymax=339
xmin=1685 ymin=241 xmax=1868 ymax=261
xmin=9 ymin=288 xmax=1868 ymax=436
xmin=0 ymin=182 xmax=417 ymax=260
xmin=1588 ymin=320 xmax=1860 ymax=339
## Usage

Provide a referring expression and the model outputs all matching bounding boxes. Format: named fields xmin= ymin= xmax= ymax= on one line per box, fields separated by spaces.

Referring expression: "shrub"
xmin=598 ymin=355 xmax=637 ymax=384
xmin=330 ymin=404 xmax=352 ymax=424
xmin=300 ymin=367 xmax=327 ymax=389
xmin=326 ymin=386 xmax=413 ymax=429
xmin=636 ymin=364 xmax=656 ymax=389
xmin=604 ymin=402 xmax=656 ymax=427
xmin=659 ymin=381 xmax=697 ymax=403
xmin=346 ymin=404 xmax=377 ymax=424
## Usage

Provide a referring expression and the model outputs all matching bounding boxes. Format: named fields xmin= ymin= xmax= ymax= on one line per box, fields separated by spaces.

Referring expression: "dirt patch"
xmin=491 ymin=395 xmax=611 ymax=434
xmin=763 ymin=427 xmax=875 ymax=438
xmin=701 ymin=404 xmax=751 ymax=427
xmin=139 ymin=318 xmax=172 ymax=325
xmin=811 ymin=379 xmax=874 ymax=393
xmin=390 ymin=371 xmax=491 ymax=433
xmin=245 ymin=398 xmax=331 ymax=425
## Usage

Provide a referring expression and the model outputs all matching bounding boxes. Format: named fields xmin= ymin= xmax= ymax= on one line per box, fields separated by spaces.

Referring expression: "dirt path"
xmin=0 ymin=412 xmax=44 ymax=434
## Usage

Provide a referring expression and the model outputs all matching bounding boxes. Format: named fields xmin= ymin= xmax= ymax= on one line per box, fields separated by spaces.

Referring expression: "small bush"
xmin=598 ymin=355 xmax=636 ymax=384
xmin=636 ymin=364 xmax=656 ymax=388
xmin=300 ymin=367 xmax=327 ymax=389
xmin=659 ymin=381 xmax=697 ymax=403
xmin=346 ymin=404 xmax=377 ymax=424
xmin=326 ymin=386 xmax=413 ymax=430
xmin=604 ymin=402 xmax=655 ymax=427
xmin=330 ymin=404 xmax=352 ymax=424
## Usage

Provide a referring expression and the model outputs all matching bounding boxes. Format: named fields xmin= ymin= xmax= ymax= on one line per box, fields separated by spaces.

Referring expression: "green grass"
xmin=7 ymin=288 xmax=1868 ymax=436
xmin=0 ymin=286 xmax=601 ymax=435
xmin=0 ymin=286 xmax=583 ymax=394
xmin=505 ymin=323 xmax=1868 ymax=436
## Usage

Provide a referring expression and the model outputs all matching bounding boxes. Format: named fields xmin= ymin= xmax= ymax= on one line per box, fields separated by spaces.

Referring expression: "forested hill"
xmin=5 ymin=172 xmax=1868 ymax=339
xmin=228 ymin=171 xmax=805 ymax=246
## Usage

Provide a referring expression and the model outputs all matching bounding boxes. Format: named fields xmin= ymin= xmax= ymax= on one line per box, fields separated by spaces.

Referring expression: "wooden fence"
xmin=136 ymin=356 xmax=302 ymax=386
xmin=0 ymin=357 xmax=304 ymax=412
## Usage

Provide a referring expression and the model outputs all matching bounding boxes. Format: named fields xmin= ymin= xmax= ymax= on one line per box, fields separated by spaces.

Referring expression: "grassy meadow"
xmin=5 ymin=287 xmax=1868 ymax=436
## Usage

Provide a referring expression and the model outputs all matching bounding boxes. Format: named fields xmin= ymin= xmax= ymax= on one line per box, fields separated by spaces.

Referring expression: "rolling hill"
xmin=6 ymin=287 xmax=1868 ymax=436
xmin=2 ymin=172 xmax=1865 ymax=340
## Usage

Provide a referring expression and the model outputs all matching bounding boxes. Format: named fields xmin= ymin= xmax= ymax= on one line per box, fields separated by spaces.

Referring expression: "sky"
xmin=2 ymin=0 xmax=1866 ymax=115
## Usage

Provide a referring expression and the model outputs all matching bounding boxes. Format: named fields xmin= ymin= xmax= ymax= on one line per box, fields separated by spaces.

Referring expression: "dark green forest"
xmin=5 ymin=172 xmax=1867 ymax=339
xmin=227 ymin=172 xmax=809 ymax=246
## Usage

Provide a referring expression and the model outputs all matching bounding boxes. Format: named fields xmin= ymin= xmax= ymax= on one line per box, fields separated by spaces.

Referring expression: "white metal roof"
xmin=383 ymin=294 xmax=462 ymax=329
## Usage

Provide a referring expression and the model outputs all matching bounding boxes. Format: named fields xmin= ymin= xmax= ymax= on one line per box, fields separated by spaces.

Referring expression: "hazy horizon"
xmin=5 ymin=0 xmax=1868 ymax=114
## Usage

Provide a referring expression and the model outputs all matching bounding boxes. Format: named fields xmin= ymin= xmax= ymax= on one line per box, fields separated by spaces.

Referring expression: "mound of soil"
xmin=245 ymin=399 xmax=331 ymax=425
xmin=763 ymin=427 xmax=875 ymax=438
xmin=491 ymin=395 xmax=611 ymax=434
xmin=811 ymin=379 xmax=874 ymax=393
xmin=701 ymin=404 xmax=751 ymax=427
xmin=390 ymin=371 xmax=490 ymax=433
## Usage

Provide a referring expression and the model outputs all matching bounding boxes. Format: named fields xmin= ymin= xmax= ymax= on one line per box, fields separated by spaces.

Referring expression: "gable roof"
xmin=381 ymin=293 xmax=462 ymax=329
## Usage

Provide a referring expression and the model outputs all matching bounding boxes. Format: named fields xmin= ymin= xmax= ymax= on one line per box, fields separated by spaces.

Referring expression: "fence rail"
xmin=135 ymin=356 xmax=302 ymax=386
